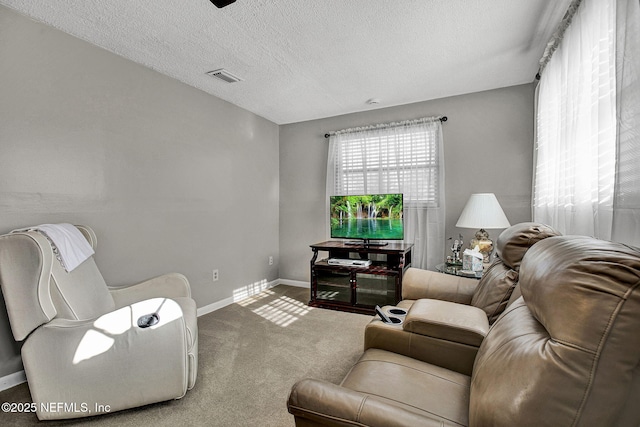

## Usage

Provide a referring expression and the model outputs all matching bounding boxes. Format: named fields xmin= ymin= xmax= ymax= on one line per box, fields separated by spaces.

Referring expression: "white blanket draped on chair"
xmin=12 ymin=223 xmax=94 ymax=272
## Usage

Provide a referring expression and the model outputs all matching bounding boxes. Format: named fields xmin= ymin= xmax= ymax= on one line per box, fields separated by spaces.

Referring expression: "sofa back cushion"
xmin=470 ymin=222 xmax=560 ymax=324
xmin=48 ymin=254 xmax=115 ymax=321
xmin=469 ymin=259 xmax=517 ymax=324
xmin=469 ymin=236 xmax=640 ymax=426
xmin=495 ymin=222 xmax=560 ymax=271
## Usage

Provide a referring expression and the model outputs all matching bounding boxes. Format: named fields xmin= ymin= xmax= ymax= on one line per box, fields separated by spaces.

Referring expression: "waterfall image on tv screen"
xmin=330 ymin=194 xmax=404 ymax=241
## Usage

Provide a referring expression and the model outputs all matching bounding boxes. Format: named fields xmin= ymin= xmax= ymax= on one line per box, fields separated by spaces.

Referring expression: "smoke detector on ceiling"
xmin=206 ymin=68 xmax=244 ymax=83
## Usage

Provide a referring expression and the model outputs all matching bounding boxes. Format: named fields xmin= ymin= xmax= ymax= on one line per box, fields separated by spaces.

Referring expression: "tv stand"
xmin=309 ymin=240 xmax=413 ymax=314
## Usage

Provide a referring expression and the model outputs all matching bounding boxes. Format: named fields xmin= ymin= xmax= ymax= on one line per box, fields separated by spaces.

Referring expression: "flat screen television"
xmin=330 ymin=193 xmax=404 ymax=245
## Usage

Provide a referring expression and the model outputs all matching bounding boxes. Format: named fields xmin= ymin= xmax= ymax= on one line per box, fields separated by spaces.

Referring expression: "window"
xmin=326 ymin=117 xmax=446 ymax=269
xmin=331 ymin=120 xmax=441 ymax=206
xmin=534 ymin=0 xmax=640 ymax=246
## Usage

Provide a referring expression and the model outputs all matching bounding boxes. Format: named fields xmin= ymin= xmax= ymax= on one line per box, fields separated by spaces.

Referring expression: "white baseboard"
xmin=196 ymin=295 xmax=235 ymax=317
xmin=0 ymin=370 xmax=26 ymax=392
xmin=196 ymin=278 xmax=309 ymax=316
xmin=278 ymin=278 xmax=310 ymax=288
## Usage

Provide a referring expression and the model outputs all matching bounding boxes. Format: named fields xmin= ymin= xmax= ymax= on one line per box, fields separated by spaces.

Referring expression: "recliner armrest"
xmin=404 ymin=299 xmax=489 ymax=347
xmin=109 ymin=272 xmax=191 ymax=308
xmin=364 ymin=300 xmax=489 ymax=375
xmin=288 ymin=378 xmax=445 ymax=427
xmin=402 ymin=267 xmax=478 ymax=304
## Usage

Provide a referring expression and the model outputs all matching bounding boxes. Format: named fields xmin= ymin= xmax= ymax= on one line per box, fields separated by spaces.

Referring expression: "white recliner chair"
xmin=0 ymin=225 xmax=198 ymax=420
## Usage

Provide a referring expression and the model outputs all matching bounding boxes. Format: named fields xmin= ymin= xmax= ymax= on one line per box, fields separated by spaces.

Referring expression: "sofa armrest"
xmin=288 ymin=379 xmax=445 ymax=427
xmin=404 ymin=299 xmax=489 ymax=347
xmin=402 ymin=267 xmax=478 ymax=304
xmin=109 ymin=272 xmax=191 ymax=308
xmin=364 ymin=300 xmax=489 ymax=375
xmin=22 ymin=297 xmax=189 ymax=420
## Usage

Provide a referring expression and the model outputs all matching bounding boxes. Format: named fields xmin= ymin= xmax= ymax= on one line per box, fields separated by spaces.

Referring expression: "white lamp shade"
xmin=456 ymin=193 xmax=511 ymax=229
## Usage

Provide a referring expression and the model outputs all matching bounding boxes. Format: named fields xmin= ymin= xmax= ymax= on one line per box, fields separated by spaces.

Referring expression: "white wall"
xmin=0 ymin=5 xmax=280 ymax=377
xmin=279 ymin=84 xmax=536 ymax=282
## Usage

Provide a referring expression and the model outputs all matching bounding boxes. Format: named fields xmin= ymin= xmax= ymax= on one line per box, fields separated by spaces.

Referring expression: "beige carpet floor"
xmin=0 ymin=285 xmax=372 ymax=426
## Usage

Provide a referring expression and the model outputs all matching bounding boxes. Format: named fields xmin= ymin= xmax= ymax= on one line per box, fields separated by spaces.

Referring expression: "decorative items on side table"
xmin=436 ymin=263 xmax=482 ymax=279
xmin=446 ymin=234 xmax=464 ymax=266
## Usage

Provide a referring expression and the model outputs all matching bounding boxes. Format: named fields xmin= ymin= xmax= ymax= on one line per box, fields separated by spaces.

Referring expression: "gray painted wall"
xmin=0 ymin=5 xmax=536 ymax=382
xmin=0 ymin=6 xmax=279 ymax=377
xmin=279 ymin=83 xmax=535 ymax=282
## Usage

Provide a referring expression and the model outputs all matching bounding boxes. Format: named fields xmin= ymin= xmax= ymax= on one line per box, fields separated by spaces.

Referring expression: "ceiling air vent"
xmin=206 ymin=68 xmax=243 ymax=83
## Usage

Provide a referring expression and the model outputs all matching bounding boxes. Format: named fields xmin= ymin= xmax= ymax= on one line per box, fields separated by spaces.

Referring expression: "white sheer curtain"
xmin=326 ymin=118 xmax=445 ymax=269
xmin=612 ymin=0 xmax=640 ymax=245
xmin=534 ymin=0 xmax=640 ymax=246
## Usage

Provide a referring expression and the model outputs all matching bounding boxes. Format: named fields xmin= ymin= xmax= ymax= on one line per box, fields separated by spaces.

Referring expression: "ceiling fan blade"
xmin=210 ymin=0 xmax=236 ymax=8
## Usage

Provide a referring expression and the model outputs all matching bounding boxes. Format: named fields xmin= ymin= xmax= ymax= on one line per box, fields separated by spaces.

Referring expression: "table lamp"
xmin=455 ymin=193 xmax=510 ymax=263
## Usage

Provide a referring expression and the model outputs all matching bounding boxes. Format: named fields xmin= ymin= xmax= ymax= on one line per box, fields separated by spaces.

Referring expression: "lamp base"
xmin=470 ymin=229 xmax=493 ymax=264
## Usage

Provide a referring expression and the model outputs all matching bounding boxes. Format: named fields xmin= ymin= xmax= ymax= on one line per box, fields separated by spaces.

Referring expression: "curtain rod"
xmin=324 ymin=115 xmax=447 ymax=138
xmin=536 ymin=0 xmax=582 ymax=80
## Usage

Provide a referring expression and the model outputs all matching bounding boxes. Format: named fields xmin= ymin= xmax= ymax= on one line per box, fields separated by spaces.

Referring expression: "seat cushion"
xmin=341 ymin=348 xmax=470 ymax=426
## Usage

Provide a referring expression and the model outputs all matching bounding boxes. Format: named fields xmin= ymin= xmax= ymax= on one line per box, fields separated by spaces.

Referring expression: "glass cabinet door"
xmin=315 ymin=269 xmax=351 ymax=303
xmin=354 ymin=273 xmax=397 ymax=307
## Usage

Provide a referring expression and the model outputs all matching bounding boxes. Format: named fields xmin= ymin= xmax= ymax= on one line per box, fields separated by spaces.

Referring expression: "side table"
xmin=435 ymin=263 xmax=482 ymax=279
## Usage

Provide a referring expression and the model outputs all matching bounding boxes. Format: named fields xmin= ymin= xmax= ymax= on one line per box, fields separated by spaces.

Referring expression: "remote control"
xmin=375 ymin=305 xmax=392 ymax=323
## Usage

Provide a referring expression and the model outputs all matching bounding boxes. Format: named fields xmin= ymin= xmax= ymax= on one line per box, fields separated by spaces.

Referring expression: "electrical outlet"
xmin=212 ymin=269 xmax=219 ymax=282
xmin=269 ymin=256 xmax=273 ymax=266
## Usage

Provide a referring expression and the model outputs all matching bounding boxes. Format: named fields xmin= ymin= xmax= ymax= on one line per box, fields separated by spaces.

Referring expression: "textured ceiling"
xmin=0 ymin=0 xmax=571 ymax=124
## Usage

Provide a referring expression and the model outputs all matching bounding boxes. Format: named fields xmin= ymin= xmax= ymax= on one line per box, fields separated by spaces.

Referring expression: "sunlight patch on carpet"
xmin=236 ymin=289 xmax=275 ymax=307
xmin=251 ymin=295 xmax=313 ymax=327
xmin=233 ymin=279 xmax=272 ymax=304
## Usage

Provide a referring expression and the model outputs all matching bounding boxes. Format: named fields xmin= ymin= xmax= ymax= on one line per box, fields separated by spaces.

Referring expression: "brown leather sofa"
xmin=365 ymin=222 xmax=560 ymax=375
xmin=288 ymin=234 xmax=640 ymax=426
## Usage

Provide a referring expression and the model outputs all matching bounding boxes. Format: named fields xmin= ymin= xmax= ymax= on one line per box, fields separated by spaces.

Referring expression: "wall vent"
xmin=206 ymin=68 xmax=243 ymax=83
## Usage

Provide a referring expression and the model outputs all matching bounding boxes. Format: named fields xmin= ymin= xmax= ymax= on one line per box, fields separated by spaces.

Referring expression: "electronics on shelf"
xmin=327 ymin=258 xmax=372 ymax=267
